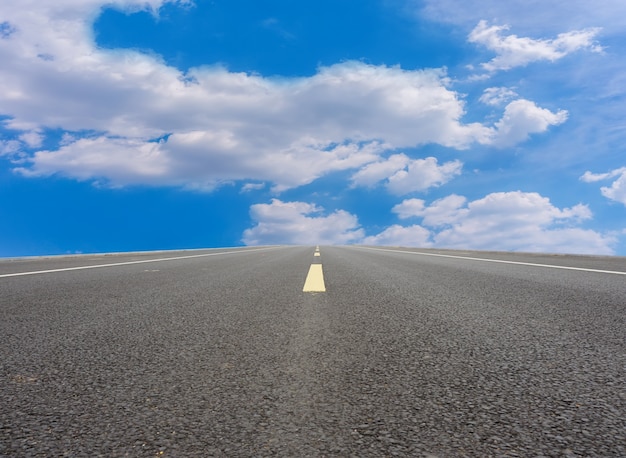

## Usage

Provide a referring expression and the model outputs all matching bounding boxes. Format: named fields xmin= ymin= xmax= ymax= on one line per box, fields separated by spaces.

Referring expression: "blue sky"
xmin=1 ymin=0 xmax=626 ymax=256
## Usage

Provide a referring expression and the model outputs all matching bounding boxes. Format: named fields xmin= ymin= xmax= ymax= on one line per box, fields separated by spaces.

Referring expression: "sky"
xmin=1 ymin=0 xmax=626 ymax=257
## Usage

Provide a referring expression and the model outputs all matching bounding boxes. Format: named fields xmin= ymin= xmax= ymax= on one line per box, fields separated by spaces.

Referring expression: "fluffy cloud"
xmin=391 ymin=198 xmax=426 ymax=219
xmin=393 ymin=195 xmax=468 ymax=225
xmin=242 ymin=199 xmax=364 ymax=245
xmin=351 ymin=154 xmax=463 ymax=194
xmin=362 ymin=225 xmax=432 ymax=247
xmin=581 ymin=167 xmax=626 ymax=206
xmin=15 ymin=137 xmax=171 ymax=184
xmin=468 ymin=20 xmax=602 ymax=72
xmin=18 ymin=135 xmax=386 ymax=190
xmin=243 ymin=192 xmax=614 ymax=254
xmin=382 ymin=191 xmax=615 ymax=254
xmin=581 ymin=167 xmax=626 ymax=183
xmin=0 ymin=1 xmax=569 ymax=190
xmin=601 ymin=176 xmax=626 ymax=206
xmin=490 ymin=99 xmax=568 ymax=147
xmin=242 ymin=198 xmax=430 ymax=248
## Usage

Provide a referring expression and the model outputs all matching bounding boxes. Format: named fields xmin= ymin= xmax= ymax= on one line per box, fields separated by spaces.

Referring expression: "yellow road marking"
xmin=303 ymin=264 xmax=326 ymax=292
xmin=314 ymin=252 xmax=320 ymax=257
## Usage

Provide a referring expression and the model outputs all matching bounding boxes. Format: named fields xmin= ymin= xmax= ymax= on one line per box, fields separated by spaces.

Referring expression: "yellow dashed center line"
xmin=303 ymin=264 xmax=326 ymax=292
xmin=303 ymin=247 xmax=326 ymax=292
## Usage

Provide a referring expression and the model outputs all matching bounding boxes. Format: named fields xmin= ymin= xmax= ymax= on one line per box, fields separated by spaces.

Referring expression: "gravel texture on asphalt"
xmin=1 ymin=246 xmax=625 ymax=457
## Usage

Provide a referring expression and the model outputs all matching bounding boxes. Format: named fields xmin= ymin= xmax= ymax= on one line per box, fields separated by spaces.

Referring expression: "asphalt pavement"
xmin=1 ymin=246 xmax=625 ymax=457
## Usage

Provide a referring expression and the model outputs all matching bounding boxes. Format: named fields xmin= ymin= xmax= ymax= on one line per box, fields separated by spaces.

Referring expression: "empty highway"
xmin=1 ymin=246 xmax=625 ymax=457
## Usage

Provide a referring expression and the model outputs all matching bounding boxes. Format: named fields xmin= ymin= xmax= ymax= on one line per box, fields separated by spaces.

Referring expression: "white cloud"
xmin=393 ymin=194 xmax=468 ymax=226
xmin=468 ymin=20 xmax=602 ymax=72
xmin=391 ymin=198 xmax=426 ymax=219
xmin=242 ymin=192 xmax=615 ymax=254
xmin=383 ymin=191 xmax=615 ymax=254
xmin=602 ymin=174 xmax=626 ymax=205
xmin=242 ymin=199 xmax=425 ymax=246
xmin=479 ymin=87 xmax=518 ymax=106
xmin=16 ymin=137 xmax=172 ymax=184
xmin=362 ymin=225 xmax=432 ymax=247
xmin=490 ymin=99 xmax=568 ymax=147
xmin=0 ymin=1 xmax=567 ymax=190
xmin=580 ymin=167 xmax=626 ymax=183
xmin=242 ymin=199 xmax=364 ymax=245
xmin=18 ymin=134 xmax=386 ymax=190
xmin=351 ymin=155 xmax=463 ymax=195
xmin=581 ymin=167 xmax=626 ymax=206
xmin=350 ymin=154 xmax=410 ymax=188
xmin=387 ymin=157 xmax=464 ymax=195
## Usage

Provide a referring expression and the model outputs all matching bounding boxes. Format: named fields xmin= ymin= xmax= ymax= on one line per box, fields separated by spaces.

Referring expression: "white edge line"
xmin=0 ymin=245 xmax=248 ymax=262
xmin=0 ymin=247 xmax=280 ymax=279
xmin=354 ymin=246 xmax=626 ymax=276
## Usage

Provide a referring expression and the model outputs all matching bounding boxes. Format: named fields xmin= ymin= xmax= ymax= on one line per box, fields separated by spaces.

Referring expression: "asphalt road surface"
xmin=1 ymin=246 xmax=625 ymax=457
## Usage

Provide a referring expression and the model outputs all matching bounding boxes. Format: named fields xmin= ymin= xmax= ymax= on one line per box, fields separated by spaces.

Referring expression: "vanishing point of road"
xmin=1 ymin=246 xmax=625 ymax=456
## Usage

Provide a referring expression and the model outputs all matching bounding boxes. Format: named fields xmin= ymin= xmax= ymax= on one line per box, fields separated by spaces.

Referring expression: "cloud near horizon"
xmin=244 ymin=192 xmax=616 ymax=255
xmin=390 ymin=191 xmax=615 ymax=254
xmin=242 ymin=199 xmax=365 ymax=245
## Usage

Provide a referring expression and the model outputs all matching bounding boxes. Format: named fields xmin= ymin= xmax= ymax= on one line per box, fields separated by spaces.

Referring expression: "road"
xmin=1 ymin=246 xmax=625 ymax=457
